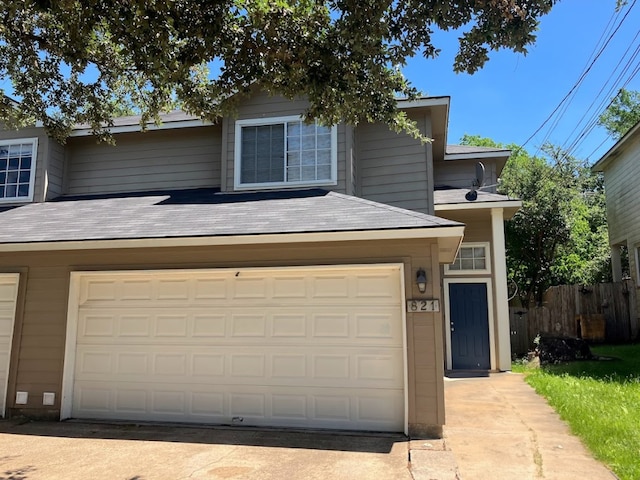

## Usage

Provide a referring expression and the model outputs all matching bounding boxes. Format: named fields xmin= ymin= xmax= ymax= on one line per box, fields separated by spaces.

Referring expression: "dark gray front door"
xmin=449 ymin=283 xmax=490 ymax=370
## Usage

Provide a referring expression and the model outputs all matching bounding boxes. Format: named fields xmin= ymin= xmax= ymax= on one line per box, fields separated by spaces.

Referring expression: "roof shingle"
xmin=0 ymin=188 xmax=462 ymax=244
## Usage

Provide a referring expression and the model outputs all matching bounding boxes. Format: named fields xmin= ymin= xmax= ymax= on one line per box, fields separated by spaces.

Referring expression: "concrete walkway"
xmin=411 ymin=372 xmax=617 ymax=480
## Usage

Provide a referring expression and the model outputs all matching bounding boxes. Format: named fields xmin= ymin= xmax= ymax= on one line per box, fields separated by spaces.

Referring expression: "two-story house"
xmin=0 ymin=88 xmax=519 ymax=437
xmin=592 ymin=120 xmax=640 ymax=332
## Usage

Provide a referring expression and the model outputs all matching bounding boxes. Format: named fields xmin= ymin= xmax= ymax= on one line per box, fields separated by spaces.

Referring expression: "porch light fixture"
xmin=416 ymin=268 xmax=427 ymax=293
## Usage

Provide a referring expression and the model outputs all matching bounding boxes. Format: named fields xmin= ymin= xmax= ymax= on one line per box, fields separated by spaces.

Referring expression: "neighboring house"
xmin=592 ymin=120 xmax=640 ymax=324
xmin=0 ymin=88 xmax=519 ymax=437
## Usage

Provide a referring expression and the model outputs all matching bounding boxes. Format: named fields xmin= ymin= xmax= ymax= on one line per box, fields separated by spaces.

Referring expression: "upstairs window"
xmin=445 ymin=242 xmax=491 ymax=275
xmin=0 ymin=138 xmax=38 ymax=203
xmin=234 ymin=116 xmax=337 ymax=189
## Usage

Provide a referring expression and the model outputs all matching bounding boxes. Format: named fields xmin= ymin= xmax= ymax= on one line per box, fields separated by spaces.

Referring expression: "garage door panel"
xmin=73 ymin=381 xmax=403 ymax=430
xmin=0 ymin=282 xmax=18 ymax=309
xmin=74 ymin=344 xmax=404 ymax=389
xmin=69 ymin=267 xmax=405 ymax=431
xmin=79 ymin=269 xmax=401 ymax=309
xmin=76 ymin=306 xmax=402 ymax=346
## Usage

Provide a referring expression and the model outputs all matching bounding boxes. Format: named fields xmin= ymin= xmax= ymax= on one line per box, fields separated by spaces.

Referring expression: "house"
xmin=592 ymin=119 xmax=640 ymax=325
xmin=0 ymin=88 xmax=519 ymax=437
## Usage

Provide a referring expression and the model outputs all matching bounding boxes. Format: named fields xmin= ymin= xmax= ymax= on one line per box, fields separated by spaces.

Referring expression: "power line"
xmin=562 ymin=39 xmax=640 ymax=158
xmin=559 ymin=27 xmax=640 ymax=154
xmin=520 ymin=0 xmax=637 ymax=152
xmin=533 ymin=5 xmax=621 ymax=152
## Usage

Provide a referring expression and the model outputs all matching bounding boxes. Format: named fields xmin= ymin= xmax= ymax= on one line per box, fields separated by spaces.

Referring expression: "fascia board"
xmin=0 ymin=226 xmax=466 ymax=252
xmin=435 ymin=200 xmax=522 ymax=211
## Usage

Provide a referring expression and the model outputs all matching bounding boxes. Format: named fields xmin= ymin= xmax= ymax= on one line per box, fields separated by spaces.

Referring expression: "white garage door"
xmin=63 ymin=265 xmax=406 ymax=432
xmin=0 ymin=274 xmax=19 ymax=418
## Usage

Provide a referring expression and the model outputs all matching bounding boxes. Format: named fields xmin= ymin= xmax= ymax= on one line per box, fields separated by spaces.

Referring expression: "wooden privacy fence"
xmin=509 ymin=280 xmax=639 ymax=356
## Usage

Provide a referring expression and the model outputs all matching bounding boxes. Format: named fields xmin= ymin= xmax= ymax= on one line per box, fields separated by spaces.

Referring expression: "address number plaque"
xmin=406 ymin=299 xmax=440 ymax=312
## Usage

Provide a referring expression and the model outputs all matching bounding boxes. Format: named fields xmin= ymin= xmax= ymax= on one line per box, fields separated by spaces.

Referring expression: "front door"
xmin=449 ymin=283 xmax=490 ymax=370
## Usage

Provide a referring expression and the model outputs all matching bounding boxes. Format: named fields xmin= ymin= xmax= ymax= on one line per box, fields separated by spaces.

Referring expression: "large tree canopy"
xmin=0 ymin=0 xmax=556 ymax=141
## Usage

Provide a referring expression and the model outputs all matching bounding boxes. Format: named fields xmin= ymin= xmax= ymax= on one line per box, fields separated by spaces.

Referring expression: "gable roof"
xmin=0 ymin=188 xmax=464 ymax=258
xmin=69 ymin=96 xmax=451 ymax=139
xmin=592 ymin=119 xmax=640 ymax=172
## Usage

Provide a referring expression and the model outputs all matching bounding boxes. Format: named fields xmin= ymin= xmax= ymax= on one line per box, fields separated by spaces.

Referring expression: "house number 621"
xmin=406 ymin=299 xmax=440 ymax=312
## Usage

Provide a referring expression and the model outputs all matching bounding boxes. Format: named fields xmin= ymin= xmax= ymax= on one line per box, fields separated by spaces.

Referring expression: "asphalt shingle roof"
xmin=434 ymin=188 xmax=516 ymax=205
xmin=446 ymin=145 xmax=511 ymax=156
xmin=0 ymin=188 xmax=462 ymax=244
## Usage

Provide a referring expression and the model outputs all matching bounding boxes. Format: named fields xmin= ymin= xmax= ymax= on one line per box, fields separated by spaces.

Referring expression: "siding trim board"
xmin=0 ymin=273 xmax=20 ymax=417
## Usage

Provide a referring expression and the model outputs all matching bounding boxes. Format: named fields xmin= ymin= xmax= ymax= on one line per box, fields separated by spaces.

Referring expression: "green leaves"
xmin=0 ymin=0 xmax=556 ymax=141
xmin=598 ymin=88 xmax=640 ymax=140
xmin=461 ymin=135 xmax=610 ymax=305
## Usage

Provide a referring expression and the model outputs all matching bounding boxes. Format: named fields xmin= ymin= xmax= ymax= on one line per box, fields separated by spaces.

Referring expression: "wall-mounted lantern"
xmin=416 ymin=268 xmax=427 ymax=294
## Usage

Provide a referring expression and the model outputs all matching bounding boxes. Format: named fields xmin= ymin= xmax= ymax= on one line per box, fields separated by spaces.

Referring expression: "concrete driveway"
xmin=0 ymin=373 xmax=617 ymax=480
xmin=0 ymin=421 xmax=411 ymax=480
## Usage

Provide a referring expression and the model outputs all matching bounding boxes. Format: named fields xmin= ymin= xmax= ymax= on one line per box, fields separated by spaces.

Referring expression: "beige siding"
xmin=1 ymin=238 xmax=444 ymax=434
xmin=357 ymin=112 xmax=429 ymax=213
xmin=434 ymin=158 xmax=499 ymax=191
xmin=222 ymin=90 xmax=347 ymax=193
xmin=45 ymin=139 xmax=65 ymax=200
xmin=601 ymin=133 xmax=640 ymax=316
xmin=0 ymin=125 xmax=50 ymax=203
xmin=65 ymin=126 xmax=222 ymax=195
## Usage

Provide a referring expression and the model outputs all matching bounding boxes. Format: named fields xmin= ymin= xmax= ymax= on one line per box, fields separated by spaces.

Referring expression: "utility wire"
xmin=562 ymin=40 xmax=640 ymax=158
xmin=534 ymin=7 xmax=620 ymax=152
xmin=520 ymin=0 xmax=637 ymax=151
xmin=560 ymin=27 xmax=640 ymax=154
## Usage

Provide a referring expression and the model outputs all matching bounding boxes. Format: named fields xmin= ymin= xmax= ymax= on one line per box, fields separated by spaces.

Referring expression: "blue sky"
xmin=403 ymin=0 xmax=640 ymax=162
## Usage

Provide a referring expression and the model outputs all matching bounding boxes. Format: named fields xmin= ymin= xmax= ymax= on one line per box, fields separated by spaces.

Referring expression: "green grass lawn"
xmin=514 ymin=344 xmax=640 ymax=480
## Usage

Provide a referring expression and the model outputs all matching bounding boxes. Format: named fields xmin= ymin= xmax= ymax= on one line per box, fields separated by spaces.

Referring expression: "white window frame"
xmin=445 ymin=242 xmax=492 ymax=275
xmin=234 ymin=115 xmax=338 ymax=190
xmin=0 ymin=137 xmax=38 ymax=203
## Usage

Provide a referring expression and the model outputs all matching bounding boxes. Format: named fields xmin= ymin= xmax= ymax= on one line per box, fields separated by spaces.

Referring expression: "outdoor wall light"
xmin=416 ymin=268 xmax=427 ymax=293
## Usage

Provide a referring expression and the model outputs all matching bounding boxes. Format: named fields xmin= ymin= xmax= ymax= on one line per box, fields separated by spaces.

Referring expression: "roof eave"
xmin=444 ymin=151 xmax=511 ymax=161
xmin=0 ymin=225 xmax=465 ymax=254
xmin=69 ymin=118 xmax=213 ymax=137
xmin=396 ymin=96 xmax=450 ymax=109
xmin=592 ymin=120 xmax=640 ymax=172
xmin=68 ymin=96 xmax=452 ymax=136
xmin=435 ymin=200 xmax=522 ymax=219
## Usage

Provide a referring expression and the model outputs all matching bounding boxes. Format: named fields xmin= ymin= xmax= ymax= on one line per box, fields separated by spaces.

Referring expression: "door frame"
xmin=443 ymin=277 xmax=495 ymax=371
xmin=61 ymin=264 xmax=409 ymax=434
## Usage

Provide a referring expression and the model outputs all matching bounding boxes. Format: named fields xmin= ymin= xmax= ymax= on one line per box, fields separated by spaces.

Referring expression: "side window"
xmin=0 ymin=138 xmax=38 ymax=203
xmin=445 ymin=243 xmax=491 ymax=275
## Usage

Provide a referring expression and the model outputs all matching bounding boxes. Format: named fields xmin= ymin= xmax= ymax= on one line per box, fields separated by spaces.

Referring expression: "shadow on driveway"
xmin=0 ymin=419 xmax=404 ymax=453
xmin=0 ymin=420 xmax=412 ymax=480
